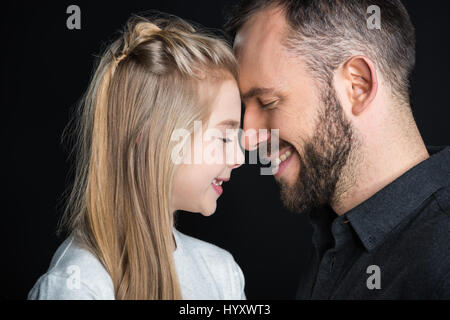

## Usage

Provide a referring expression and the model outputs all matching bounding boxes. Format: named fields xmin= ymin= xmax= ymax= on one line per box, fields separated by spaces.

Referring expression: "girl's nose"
xmin=229 ymin=140 xmax=245 ymax=169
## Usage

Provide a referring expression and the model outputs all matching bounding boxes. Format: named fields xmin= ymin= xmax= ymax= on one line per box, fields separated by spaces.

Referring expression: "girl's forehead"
xmin=205 ymin=80 xmax=241 ymax=128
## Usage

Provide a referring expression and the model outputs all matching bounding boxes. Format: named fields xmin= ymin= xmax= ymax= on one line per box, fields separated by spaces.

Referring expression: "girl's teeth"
xmin=212 ymin=179 xmax=223 ymax=186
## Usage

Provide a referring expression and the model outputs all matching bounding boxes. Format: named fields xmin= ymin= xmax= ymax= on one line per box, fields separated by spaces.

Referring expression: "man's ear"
xmin=342 ymin=56 xmax=378 ymax=116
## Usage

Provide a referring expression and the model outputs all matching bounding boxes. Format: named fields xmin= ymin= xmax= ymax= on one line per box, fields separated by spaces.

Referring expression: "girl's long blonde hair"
xmin=58 ymin=14 xmax=238 ymax=299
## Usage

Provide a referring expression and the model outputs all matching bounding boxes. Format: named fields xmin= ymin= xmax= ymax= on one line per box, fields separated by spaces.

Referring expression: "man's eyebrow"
xmin=241 ymin=87 xmax=275 ymax=102
xmin=214 ymin=119 xmax=241 ymax=128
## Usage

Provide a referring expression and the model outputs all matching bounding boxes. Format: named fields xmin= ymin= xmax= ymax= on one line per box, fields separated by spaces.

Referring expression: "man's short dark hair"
xmin=225 ymin=0 xmax=416 ymax=104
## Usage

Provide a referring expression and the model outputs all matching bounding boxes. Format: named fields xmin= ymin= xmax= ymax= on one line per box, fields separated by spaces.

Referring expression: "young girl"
xmin=28 ymin=14 xmax=246 ymax=300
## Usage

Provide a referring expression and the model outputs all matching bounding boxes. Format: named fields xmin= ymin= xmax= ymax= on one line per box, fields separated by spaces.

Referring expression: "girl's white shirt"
xmin=28 ymin=227 xmax=246 ymax=300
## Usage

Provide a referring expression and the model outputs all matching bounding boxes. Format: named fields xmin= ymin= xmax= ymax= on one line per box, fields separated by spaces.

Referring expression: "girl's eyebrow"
xmin=214 ymin=119 xmax=240 ymax=128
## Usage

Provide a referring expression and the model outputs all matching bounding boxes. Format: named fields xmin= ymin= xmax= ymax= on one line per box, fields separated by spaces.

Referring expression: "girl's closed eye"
xmin=219 ymin=137 xmax=233 ymax=143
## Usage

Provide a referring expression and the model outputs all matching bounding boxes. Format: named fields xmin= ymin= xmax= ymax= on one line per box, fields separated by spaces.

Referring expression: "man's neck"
xmin=331 ymin=129 xmax=430 ymax=216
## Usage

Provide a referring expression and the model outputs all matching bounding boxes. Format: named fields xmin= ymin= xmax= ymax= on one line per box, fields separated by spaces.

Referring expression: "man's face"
xmin=234 ymin=7 xmax=356 ymax=212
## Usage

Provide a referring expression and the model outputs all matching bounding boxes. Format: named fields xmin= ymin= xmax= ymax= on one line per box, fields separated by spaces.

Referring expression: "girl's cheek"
xmin=203 ymin=139 xmax=221 ymax=164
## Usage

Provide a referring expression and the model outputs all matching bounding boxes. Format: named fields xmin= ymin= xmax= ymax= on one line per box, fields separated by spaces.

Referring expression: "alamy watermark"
xmin=66 ymin=264 xmax=81 ymax=290
xmin=66 ymin=5 xmax=81 ymax=30
xmin=170 ymin=121 xmax=280 ymax=176
xmin=367 ymin=5 xmax=381 ymax=30
xmin=366 ymin=265 xmax=381 ymax=290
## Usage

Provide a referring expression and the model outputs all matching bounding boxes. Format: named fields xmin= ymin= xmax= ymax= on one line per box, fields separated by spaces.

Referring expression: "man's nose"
xmin=241 ymin=106 xmax=270 ymax=151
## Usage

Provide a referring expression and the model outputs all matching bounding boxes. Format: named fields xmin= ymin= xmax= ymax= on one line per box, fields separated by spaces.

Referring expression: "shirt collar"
xmin=345 ymin=146 xmax=450 ymax=252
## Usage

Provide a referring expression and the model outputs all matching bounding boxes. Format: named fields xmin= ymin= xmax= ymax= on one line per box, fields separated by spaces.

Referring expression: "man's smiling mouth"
xmin=270 ymin=147 xmax=295 ymax=177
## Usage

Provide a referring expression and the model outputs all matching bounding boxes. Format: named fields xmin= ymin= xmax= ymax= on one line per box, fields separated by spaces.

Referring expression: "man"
xmin=225 ymin=0 xmax=450 ymax=299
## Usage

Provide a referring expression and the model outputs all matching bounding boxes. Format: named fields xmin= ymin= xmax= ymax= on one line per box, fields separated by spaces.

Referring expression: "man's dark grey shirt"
xmin=296 ymin=146 xmax=450 ymax=299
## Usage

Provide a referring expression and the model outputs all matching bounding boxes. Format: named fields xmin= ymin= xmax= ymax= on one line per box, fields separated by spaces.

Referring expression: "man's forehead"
xmin=233 ymin=7 xmax=288 ymax=95
xmin=233 ymin=6 xmax=287 ymax=59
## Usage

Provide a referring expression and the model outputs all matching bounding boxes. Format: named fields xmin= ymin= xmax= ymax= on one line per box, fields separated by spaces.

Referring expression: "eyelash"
xmin=219 ymin=138 xmax=233 ymax=143
xmin=260 ymin=100 xmax=276 ymax=109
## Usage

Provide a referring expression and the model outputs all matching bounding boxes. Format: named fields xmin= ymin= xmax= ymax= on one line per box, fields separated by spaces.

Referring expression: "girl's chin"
xmin=200 ymin=211 xmax=215 ymax=217
xmin=199 ymin=202 xmax=217 ymax=216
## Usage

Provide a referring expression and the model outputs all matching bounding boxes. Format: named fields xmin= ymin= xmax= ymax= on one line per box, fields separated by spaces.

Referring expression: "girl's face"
xmin=171 ymin=79 xmax=244 ymax=216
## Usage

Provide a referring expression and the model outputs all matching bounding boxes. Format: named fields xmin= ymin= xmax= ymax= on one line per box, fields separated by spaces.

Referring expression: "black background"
xmin=1 ymin=1 xmax=449 ymax=300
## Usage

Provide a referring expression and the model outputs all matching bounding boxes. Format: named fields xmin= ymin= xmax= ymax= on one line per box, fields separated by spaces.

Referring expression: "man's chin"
xmin=278 ymin=176 xmax=306 ymax=213
xmin=276 ymin=175 xmax=296 ymax=191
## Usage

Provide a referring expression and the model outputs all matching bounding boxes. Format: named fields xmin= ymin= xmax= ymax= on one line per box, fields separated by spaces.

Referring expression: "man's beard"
xmin=278 ymin=83 xmax=357 ymax=213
